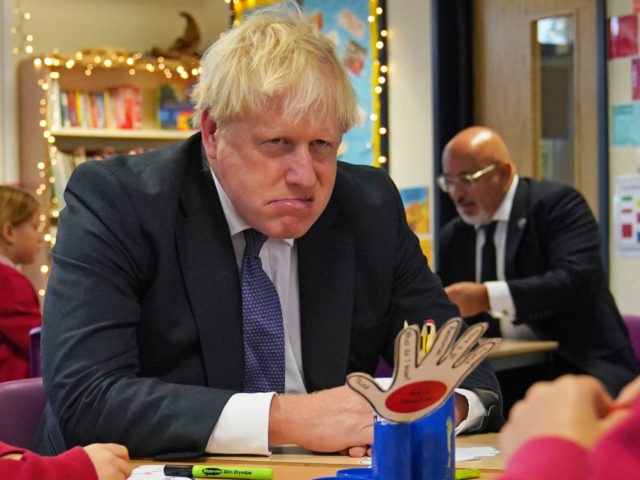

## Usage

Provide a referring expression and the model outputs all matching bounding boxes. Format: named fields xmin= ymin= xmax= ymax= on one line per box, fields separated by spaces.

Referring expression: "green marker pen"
xmin=164 ymin=464 xmax=273 ymax=479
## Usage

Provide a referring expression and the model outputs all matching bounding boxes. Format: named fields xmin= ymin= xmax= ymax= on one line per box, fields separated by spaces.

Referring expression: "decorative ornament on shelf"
xmin=150 ymin=11 xmax=201 ymax=60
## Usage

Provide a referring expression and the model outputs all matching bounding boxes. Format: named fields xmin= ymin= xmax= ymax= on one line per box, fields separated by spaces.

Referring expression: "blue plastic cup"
xmin=411 ymin=393 xmax=455 ymax=479
xmin=336 ymin=467 xmax=372 ymax=477
xmin=372 ymin=417 xmax=413 ymax=479
xmin=372 ymin=393 xmax=455 ymax=480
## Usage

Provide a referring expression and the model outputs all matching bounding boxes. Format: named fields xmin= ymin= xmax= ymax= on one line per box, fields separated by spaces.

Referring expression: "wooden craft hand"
xmin=346 ymin=318 xmax=499 ymax=423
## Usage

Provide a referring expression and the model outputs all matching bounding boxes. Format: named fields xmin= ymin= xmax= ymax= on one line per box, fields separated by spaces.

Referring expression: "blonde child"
xmin=0 ymin=186 xmax=43 ymax=382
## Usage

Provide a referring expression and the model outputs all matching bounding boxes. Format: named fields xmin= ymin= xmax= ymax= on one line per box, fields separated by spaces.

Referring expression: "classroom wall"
xmin=607 ymin=0 xmax=640 ymax=315
xmin=387 ymin=0 xmax=432 ymax=189
xmin=0 ymin=0 xmax=16 ymax=183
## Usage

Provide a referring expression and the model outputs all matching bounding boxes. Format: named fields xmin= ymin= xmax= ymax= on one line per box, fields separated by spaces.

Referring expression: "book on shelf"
xmin=52 ymin=83 xmax=142 ymax=130
xmin=50 ymin=146 xmax=146 ymax=207
xmin=157 ymin=83 xmax=196 ymax=130
xmin=108 ymin=84 xmax=142 ymax=129
xmin=50 ymin=147 xmax=87 ymax=208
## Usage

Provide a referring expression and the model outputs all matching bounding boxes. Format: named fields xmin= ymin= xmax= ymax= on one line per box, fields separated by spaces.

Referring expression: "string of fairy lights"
xmin=10 ymin=0 xmax=34 ymax=56
xmin=12 ymin=0 xmax=389 ymax=296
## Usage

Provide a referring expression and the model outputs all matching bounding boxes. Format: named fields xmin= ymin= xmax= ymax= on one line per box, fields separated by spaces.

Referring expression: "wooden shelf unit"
xmin=18 ymin=55 xmax=199 ymax=295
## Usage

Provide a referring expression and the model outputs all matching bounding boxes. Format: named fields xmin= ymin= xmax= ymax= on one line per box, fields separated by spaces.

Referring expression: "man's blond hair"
xmin=191 ymin=3 xmax=359 ymax=132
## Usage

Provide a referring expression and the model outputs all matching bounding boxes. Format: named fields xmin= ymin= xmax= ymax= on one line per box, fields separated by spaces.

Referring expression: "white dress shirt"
xmin=475 ymin=175 xmax=537 ymax=340
xmin=206 ymin=170 xmax=486 ymax=454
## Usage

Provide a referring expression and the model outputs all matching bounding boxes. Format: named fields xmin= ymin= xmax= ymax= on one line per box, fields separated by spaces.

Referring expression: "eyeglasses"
xmin=436 ymin=163 xmax=498 ymax=193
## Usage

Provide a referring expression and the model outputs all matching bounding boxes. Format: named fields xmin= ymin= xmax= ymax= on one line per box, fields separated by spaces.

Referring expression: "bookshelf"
xmin=18 ymin=53 xmax=199 ymax=295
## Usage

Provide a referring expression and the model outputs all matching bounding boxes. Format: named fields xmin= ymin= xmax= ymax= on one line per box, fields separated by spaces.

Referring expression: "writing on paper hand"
xmin=346 ymin=318 xmax=499 ymax=423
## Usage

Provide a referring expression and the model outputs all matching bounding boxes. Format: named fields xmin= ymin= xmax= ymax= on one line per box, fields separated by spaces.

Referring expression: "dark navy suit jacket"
xmin=35 ymin=133 xmax=502 ymax=458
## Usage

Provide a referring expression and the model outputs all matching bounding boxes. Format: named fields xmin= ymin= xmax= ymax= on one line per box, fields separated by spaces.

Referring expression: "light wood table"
xmin=129 ymin=433 xmax=504 ymax=479
xmin=487 ymin=338 xmax=559 ymax=372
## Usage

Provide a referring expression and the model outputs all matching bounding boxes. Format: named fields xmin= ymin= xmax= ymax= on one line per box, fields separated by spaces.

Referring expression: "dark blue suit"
xmin=35 ymin=134 xmax=502 ymax=458
xmin=438 ymin=178 xmax=639 ymax=397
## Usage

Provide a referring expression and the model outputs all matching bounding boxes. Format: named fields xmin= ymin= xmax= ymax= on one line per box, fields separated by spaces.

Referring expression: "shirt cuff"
xmin=206 ymin=392 xmax=275 ymax=455
xmin=454 ymin=388 xmax=486 ymax=435
xmin=485 ymin=280 xmax=515 ymax=322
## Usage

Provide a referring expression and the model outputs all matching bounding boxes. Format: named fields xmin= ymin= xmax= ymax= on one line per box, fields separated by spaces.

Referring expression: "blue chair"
xmin=0 ymin=377 xmax=47 ymax=448
xmin=29 ymin=326 xmax=42 ymax=378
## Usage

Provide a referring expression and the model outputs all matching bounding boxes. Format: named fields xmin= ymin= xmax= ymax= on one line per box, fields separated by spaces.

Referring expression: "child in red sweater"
xmin=0 ymin=186 xmax=43 ymax=382
xmin=0 ymin=441 xmax=131 ymax=480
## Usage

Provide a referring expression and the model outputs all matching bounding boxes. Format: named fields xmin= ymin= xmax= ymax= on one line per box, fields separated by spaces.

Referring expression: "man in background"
xmin=35 ymin=7 xmax=503 ymax=459
xmin=437 ymin=126 xmax=639 ymax=412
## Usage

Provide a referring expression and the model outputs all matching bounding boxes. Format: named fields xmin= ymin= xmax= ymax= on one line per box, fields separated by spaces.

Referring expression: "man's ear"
xmin=498 ymin=161 xmax=515 ymax=181
xmin=200 ymin=109 xmax=218 ymax=161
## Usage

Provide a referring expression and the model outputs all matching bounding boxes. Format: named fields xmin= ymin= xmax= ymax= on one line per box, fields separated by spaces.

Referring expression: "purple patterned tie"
xmin=241 ymin=229 xmax=285 ymax=393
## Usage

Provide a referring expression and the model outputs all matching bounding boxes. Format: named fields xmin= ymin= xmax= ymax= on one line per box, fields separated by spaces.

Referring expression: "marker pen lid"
xmin=164 ymin=465 xmax=194 ymax=477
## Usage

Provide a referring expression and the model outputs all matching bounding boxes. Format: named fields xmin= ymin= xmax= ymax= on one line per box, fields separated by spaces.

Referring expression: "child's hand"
xmin=83 ymin=443 xmax=131 ymax=480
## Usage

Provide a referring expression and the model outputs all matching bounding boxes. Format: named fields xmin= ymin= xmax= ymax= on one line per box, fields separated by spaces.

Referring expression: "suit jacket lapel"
xmin=297 ymin=201 xmax=354 ymax=393
xmin=176 ymin=151 xmax=244 ymax=391
xmin=505 ymin=180 xmax=528 ymax=279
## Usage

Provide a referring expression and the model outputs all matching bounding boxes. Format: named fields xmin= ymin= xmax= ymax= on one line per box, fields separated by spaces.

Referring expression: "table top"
xmin=129 ymin=433 xmax=504 ymax=479
xmin=127 ymin=340 xmax=538 ymax=479
xmin=486 ymin=338 xmax=558 ymax=372
xmin=487 ymin=338 xmax=559 ymax=359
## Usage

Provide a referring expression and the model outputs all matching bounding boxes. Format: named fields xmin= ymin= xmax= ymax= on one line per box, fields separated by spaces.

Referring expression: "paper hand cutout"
xmin=347 ymin=317 xmax=499 ymax=423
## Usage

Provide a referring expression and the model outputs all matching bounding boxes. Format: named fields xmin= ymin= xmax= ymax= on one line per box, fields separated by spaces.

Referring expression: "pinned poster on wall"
xmin=608 ymin=14 xmax=639 ymax=59
xmin=614 ymin=175 xmax=640 ymax=256
xmin=399 ymin=186 xmax=431 ymax=262
xmin=633 ymin=57 xmax=640 ymax=101
xmin=612 ymin=103 xmax=640 ymax=146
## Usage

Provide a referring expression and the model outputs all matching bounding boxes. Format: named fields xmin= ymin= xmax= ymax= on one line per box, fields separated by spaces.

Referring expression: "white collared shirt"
xmin=476 ymin=176 xmax=537 ymax=340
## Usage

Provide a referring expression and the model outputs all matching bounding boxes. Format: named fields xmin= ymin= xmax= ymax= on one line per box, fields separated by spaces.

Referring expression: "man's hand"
xmin=445 ymin=282 xmax=490 ymax=317
xmin=346 ymin=319 xmax=497 ymax=423
xmin=83 ymin=443 xmax=131 ymax=480
xmin=268 ymin=385 xmax=374 ymax=456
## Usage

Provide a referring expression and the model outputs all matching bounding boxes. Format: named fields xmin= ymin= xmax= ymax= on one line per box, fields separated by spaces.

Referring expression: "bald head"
xmin=443 ymin=126 xmax=514 ymax=169
xmin=440 ymin=126 xmax=515 ymax=226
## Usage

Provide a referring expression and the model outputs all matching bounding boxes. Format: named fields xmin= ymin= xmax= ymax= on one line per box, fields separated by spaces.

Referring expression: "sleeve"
xmin=590 ymin=398 xmax=640 ymax=478
xmin=498 ymin=437 xmax=590 ymax=480
xmin=0 ymin=266 xmax=41 ymax=357
xmin=206 ymin=392 xmax=274 ymax=455
xmin=0 ymin=444 xmax=97 ymax=480
xmin=41 ymin=160 xmax=234 ymax=458
xmin=506 ymin=187 xmax=604 ymax=324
